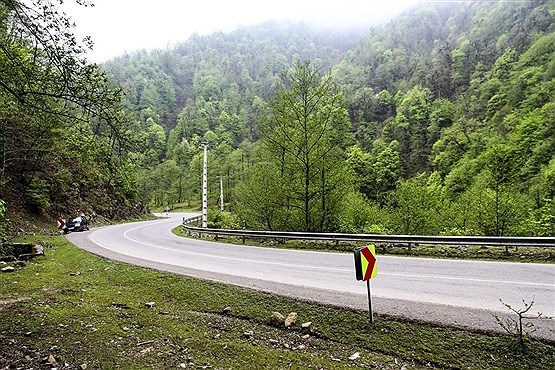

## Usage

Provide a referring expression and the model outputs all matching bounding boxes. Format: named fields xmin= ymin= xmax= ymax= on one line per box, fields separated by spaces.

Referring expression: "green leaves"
xmin=0 ymin=0 xmax=141 ymax=219
xmin=237 ymin=61 xmax=351 ymax=232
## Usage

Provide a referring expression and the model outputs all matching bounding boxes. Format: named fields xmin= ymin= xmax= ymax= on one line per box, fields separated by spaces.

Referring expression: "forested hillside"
xmin=101 ymin=22 xmax=366 ymax=211
xmin=1 ymin=0 xmax=554 ymax=238
xmin=100 ymin=0 xmax=554 ymax=237
xmin=0 ymin=0 xmax=143 ymax=237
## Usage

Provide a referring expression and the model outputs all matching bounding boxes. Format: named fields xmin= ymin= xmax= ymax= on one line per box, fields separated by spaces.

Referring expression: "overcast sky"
xmin=61 ymin=0 xmax=423 ymax=62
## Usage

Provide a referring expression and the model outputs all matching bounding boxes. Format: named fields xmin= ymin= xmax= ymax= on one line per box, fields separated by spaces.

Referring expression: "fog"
xmin=60 ymin=0 xmax=422 ymax=62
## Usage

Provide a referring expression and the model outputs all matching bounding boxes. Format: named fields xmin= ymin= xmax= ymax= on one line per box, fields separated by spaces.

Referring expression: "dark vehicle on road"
xmin=62 ymin=216 xmax=90 ymax=234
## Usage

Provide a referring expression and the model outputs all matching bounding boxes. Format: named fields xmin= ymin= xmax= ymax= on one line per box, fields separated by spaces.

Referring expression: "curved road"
xmin=66 ymin=213 xmax=555 ymax=340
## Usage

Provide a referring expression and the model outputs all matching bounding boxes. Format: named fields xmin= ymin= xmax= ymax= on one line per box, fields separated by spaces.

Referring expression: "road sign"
xmin=354 ymin=245 xmax=378 ymax=324
xmin=354 ymin=245 xmax=377 ymax=281
xmin=57 ymin=217 xmax=65 ymax=230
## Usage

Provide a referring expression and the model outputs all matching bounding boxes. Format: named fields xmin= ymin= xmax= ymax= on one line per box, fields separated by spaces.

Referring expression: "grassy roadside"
xmin=173 ymin=227 xmax=555 ymax=263
xmin=1 ymin=236 xmax=554 ymax=369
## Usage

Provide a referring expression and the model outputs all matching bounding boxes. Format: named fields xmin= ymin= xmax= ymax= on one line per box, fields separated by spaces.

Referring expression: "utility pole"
xmin=219 ymin=175 xmax=224 ymax=211
xmin=201 ymin=142 xmax=208 ymax=228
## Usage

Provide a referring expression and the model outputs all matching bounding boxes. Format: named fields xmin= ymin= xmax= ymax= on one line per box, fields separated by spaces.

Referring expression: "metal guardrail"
xmin=182 ymin=215 xmax=555 ymax=247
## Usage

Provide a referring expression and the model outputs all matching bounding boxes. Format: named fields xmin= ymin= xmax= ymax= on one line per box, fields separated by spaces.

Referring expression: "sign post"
xmin=201 ymin=142 xmax=209 ymax=228
xmin=354 ymin=245 xmax=378 ymax=323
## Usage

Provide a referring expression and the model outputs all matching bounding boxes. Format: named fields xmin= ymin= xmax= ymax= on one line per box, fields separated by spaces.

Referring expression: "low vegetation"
xmin=1 ymin=236 xmax=553 ymax=369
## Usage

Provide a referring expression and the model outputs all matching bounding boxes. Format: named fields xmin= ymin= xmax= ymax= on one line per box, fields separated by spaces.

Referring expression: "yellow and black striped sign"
xmin=354 ymin=245 xmax=377 ymax=281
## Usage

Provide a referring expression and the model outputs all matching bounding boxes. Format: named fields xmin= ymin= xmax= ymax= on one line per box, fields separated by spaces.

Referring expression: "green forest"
xmin=1 ymin=0 xmax=554 ymax=238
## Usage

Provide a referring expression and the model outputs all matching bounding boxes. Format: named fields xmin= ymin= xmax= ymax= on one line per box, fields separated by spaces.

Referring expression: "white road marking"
xmin=118 ymin=225 xmax=350 ymax=272
xmin=98 ymin=223 xmax=555 ymax=288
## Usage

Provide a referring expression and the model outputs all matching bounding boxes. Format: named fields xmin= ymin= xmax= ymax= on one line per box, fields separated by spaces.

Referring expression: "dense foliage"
xmin=102 ymin=0 xmax=554 ymax=236
xmin=0 ymin=0 xmax=142 ymax=229
xmin=102 ymin=22 xmax=362 ymax=214
xmin=2 ymin=0 xmax=554 ymax=237
xmin=236 ymin=61 xmax=351 ymax=231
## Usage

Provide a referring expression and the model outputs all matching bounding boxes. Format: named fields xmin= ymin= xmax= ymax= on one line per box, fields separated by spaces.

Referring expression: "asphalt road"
xmin=66 ymin=213 xmax=555 ymax=340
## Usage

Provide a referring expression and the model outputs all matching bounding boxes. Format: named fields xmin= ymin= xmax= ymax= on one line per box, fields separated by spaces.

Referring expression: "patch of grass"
xmin=174 ymin=226 xmax=555 ymax=263
xmin=1 ymin=236 xmax=554 ymax=369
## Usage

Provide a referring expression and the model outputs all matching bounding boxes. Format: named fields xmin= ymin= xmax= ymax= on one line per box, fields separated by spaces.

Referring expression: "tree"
xmin=388 ymin=175 xmax=440 ymax=235
xmin=336 ymin=191 xmax=391 ymax=234
xmin=460 ymin=173 xmax=530 ymax=237
xmin=235 ymin=160 xmax=287 ymax=231
xmin=375 ymin=90 xmax=396 ymax=120
xmin=394 ymin=85 xmax=434 ymax=176
xmin=477 ymin=144 xmax=529 ymax=236
xmin=428 ymin=98 xmax=455 ymax=144
xmin=371 ymin=140 xmax=403 ymax=205
xmin=346 ymin=144 xmax=372 ymax=196
xmin=0 ymin=0 xmax=140 ymax=220
xmin=0 ymin=0 xmax=123 ymax=135
xmin=142 ymin=118 xmax=166 ymax=166
xmin=242 ymin=60 xmax=351 ymax=232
